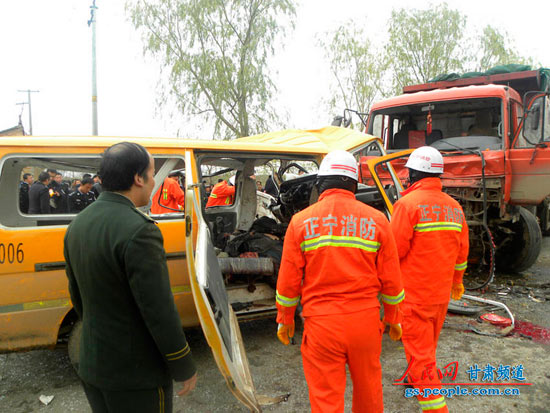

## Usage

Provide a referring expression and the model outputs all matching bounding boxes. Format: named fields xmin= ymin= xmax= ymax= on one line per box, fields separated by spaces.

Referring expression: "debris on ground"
xmin=39 ymin=394 xmax=54 ymax=405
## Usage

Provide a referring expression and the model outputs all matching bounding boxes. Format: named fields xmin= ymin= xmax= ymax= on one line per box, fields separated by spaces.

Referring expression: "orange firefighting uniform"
xmin=391 ymin=178 xmax=469 ymax=413
xmin=276 ymin=188 xmax=404 ymax=413
xmin=151 ymin=177 xmax=185 ymax=214
xmin=205 ymin=181 xmax=235 ymax=208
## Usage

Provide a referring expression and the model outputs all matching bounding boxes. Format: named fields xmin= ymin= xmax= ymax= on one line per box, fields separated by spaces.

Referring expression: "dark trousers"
xmin=81 ymin=380 xmax=173 ymax=413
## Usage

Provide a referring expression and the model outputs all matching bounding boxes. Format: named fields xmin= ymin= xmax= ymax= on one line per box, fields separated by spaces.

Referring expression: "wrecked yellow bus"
xmin=0 ymin=127 xmax=401 ymax=411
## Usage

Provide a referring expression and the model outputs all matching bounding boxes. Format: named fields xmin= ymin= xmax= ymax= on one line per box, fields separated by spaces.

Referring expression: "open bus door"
xmin=184 ymin=152 xmax=290 ymax=411
xmin=184 ymin=181 xmax=261 ymax=411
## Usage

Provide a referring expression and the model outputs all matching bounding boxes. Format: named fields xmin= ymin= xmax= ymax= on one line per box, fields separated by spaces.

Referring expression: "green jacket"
xmin=64 ymin=191 xmax=196 ymax=390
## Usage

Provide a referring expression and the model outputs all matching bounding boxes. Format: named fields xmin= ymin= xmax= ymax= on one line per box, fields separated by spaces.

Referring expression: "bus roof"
xmin=0 ymin=126 xmax=377 ymax=155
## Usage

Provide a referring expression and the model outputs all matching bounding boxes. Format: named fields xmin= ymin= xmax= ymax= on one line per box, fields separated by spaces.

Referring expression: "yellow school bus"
xmin=0 ymin=126 xmax=401 ymax=411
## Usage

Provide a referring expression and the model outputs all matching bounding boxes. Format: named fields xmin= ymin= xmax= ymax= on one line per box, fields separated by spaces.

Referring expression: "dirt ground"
xmin=1 ymin=237 xmax=549 ymax=413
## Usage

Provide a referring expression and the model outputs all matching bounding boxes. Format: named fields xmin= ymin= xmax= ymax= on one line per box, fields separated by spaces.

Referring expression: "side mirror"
xmin=522 ymin=92 xmax=547 ymax=144
xmin=331 ymin=116 xmax=344 ymax=127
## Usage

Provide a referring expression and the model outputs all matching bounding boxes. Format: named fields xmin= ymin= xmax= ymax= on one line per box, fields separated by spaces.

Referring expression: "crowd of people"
xmin=19 ymin=169 xmax=102 ymax=215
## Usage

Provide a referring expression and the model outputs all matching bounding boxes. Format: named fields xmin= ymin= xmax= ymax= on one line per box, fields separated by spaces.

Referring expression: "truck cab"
xmin=365 ymin=67 xmax=550 ymax=280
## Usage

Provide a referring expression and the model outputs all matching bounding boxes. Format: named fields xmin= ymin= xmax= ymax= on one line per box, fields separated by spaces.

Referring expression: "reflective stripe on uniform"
xmin=209 ymin=193 xmax=218 ymax=198
xmin=419 ymin=396 xmax=446 ymax=411
xmin=276 ymin=291 xmax=300 ymax=307
xmin=414 ymin=222 xmax=462 ymax=232
xmin=455 ymin=261 xmax=467 ymax=271
xmin=381 ymin=289 xmax=405 ymax=305
xmin=300 ymin=235 xmax=380 ymax=253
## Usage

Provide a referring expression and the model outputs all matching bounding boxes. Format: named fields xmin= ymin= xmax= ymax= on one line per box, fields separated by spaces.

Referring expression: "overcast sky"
xmin=0 ymin=0 xmax=548 ymax=138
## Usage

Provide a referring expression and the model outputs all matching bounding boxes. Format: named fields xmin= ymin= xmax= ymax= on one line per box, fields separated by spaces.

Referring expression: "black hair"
xmin=217 ymin=179 xmax=223 ymax=183
xmin=99 ymin=142 xmax=151 ymax=192
xmin=82 ymin=173 xmax=92 ymax=180
xmin=408 ymin=168 xmax=441 ymax=185
xmin=46 ymin=168 xmax=57 ymax=174
xmin=38 ymin=171 xmax=50 ymax=183
xmin=81 ymin=177 xmax=94 ymax=186
xmin=23 ymin=173 xmax=32 ymax=180
xmin=92 ymin=174 xmax=98 ymax=179
xmin=317 ymin=176 xmax=357 ymax=194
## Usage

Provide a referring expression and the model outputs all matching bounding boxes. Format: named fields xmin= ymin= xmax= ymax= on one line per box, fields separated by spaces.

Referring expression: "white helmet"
xmin=405 ymin=146 xmax=444 ymax=174
xmin=229 ymin=175 xmax=236 ymax=185
xmin=318 ymin=150 xmax=358 ymax=181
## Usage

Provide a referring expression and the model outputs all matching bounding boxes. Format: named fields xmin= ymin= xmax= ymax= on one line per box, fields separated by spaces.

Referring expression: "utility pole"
xmin=88 ymin=0 xmax=98 ymax=135
xmin=17 ymin=89 xmax=40 ymax=135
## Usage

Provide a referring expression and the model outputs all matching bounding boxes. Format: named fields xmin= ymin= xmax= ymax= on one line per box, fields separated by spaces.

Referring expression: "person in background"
xmin=256 ymin=180 xmax=263 ymax=192
xmin=71 ymin=179 xmax=81 ymax=192
xmin=47 ymin=168 xmax=58 ymax=180
xmin=203 ymin=181 xmax=212 ymax=196
xmin=205 ymin=177 xmax=235 ymax=207
xmin=151 ymin=171 xmax=186 ymax=214
xmin=68 ymin=177 xmax=96 ymax=213
xmin=29 ymin=171 xmax=51 ymax=214
xmin=91 ymin=174 xmax=103 ymax=198
xmin=19 ymin=173 xmax=33 ymax=213
xmin=50 ymin=172 xmax=69 ymax=213
xmin=64 ymin=142 xmax=197 ymax=413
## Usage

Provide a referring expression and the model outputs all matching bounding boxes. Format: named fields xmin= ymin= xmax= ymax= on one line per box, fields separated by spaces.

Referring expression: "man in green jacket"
xmin=64 ymin=142 xmax=197 ymax=413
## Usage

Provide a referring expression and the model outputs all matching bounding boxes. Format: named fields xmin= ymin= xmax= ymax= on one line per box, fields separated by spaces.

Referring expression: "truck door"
xmin=183 ymin=152 xmax=262 ymax=412
xmin=509 ymin=94 xmax=550 ymax=206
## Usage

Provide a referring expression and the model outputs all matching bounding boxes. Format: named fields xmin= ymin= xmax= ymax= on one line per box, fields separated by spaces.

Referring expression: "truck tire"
xmin=67 ymin=320 xmax=82 ymax=372
xmin=496 ymin=207 xmax=542 ymax=273
xmin=538 ymin=197 xmax=550 ymax=236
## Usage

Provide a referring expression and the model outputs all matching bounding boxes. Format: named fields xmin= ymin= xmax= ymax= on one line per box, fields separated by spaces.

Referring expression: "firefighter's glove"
xmin=387 ymin=323 xmax=402 ymax=341
xmin=277 ymin=322 xmax=295 ymax=346
xmin=451 ymin=283 xmax=465 ymax=301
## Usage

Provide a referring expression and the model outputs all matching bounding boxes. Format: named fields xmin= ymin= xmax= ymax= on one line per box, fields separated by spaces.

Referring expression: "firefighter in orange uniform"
xmin=391 ymin=146 xmax=469 ymax=413
xmin=151 ymin=171 xmax=185 ymax=214
xmin=276 ymin=150 xmax=404 ymax=413
xmin=205 ymin=176 xmax=235 ymax=208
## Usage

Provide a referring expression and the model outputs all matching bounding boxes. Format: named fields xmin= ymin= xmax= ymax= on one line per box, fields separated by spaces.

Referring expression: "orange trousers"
xmin=301 ymin=308 xmax=384 ymax=413
xmin=401 ymin=301 xmax=449 ymax=413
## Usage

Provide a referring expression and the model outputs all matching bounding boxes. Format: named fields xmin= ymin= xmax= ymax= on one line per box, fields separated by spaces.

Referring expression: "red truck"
xmin=362 ymin=67 xmax=550 ymax=285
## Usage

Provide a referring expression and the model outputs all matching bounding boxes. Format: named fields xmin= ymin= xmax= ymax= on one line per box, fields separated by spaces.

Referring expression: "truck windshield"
xmin=369 ymin=97 xmax=503 ymax=151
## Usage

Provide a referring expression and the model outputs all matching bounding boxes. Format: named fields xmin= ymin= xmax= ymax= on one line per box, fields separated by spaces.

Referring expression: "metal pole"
xmin=28 ymin=90 xmax=33 ymax=135
xmin=89 ymin=0 xmax=98 ymax=135
xmin=17 ymin=89 xmax=39 ymax=135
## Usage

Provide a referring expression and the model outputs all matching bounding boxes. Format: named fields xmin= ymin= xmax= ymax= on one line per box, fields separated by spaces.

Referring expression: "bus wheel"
xmin=497 ymin=207 xmax=542 ymax=273
xmin=68 ymin=320 xmax=82 ymax=371
xmin=538 ymin=197 xmax=550 ymax=236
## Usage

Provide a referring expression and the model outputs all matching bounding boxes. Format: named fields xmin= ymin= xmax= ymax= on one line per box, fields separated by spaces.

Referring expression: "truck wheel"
xmin=497 ymin=207 xmax=542 ymax=273
xmin=67 ymin=320 xmax=82 ymax=371
xmin=538 ymin=197 xmax=550 ymax=236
